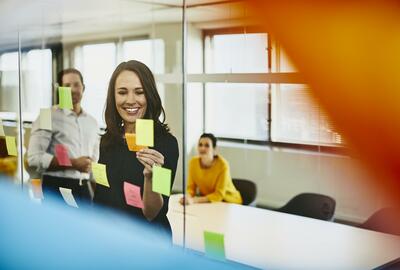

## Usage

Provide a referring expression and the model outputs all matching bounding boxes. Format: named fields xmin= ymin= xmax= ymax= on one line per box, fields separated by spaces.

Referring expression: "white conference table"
xmin=167 ymin=194 xmax=400 ymax=269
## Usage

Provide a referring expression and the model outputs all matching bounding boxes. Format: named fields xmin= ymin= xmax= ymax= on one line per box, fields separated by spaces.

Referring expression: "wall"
xmin=217 ymin=142 xmax=389 ymax=223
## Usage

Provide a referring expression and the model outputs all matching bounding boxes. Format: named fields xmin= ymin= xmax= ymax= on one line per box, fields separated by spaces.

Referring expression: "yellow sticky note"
xmin=0 ymin=119 xmax=4 ymax=136
xmin=58 ymin=87 xmax=73 ymax=110
xmin=39 ymin=108 xmax=52 ymax=130
xmin=136 ymin=119 xmax=154 ymax=147
xmin=152 ymin=166 xmax=171 ymax=196
xmin=91 ymin=162 xmax=109 ymax=187
xmin=5 ymin=136 xmax=17 ymax=156
xmin=125 ymin=133 xmax=147 ymax=152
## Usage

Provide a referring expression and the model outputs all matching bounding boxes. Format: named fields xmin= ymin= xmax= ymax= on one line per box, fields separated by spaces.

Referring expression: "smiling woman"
xmin=94 ymin=60 xmax=179 ymax=237
xmin=114 ymin=70 xmax=147 ymax=132
xmin=180 ymin=133 xmax=242 ymax=206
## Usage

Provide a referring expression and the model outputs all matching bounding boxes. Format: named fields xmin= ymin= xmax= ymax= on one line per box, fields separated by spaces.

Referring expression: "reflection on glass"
xmin=23 ymin=49 xmax=52 ymax=120
xmin=205 ymin=33 xmax=268 ymax=73
xmin=75 ymin=43 xmax=116 ymax=127
xmin=271 ymin=83 xmax=343 ymax=146
xmin=0 ymin=46 xmax=19 ymax=182
xmin=205 ymin=83 xmax=268 ymax=141
xmin=0 ymin=52 xmax=19 ymax=112
xmin=123 ymin=39 xmax=165 ymax=73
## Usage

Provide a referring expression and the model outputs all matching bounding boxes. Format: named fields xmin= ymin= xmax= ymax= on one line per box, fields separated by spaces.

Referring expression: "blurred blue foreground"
xmin=0 ymin=178 xmax=251 ymax=270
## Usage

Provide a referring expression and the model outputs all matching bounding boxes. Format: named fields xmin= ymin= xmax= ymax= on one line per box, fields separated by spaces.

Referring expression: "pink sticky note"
xmin=55 ymin=144 xmax=72 ymax=166
xmin=123 ymin=182 xmax=144 ymax=209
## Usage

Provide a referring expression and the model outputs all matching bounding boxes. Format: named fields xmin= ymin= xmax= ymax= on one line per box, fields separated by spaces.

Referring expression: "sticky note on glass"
xmin=39 ymin=108 xmax=52 ymax=130
xmin=0 ymin=119 xmax=5 ymax=136
xmin=92 ymin=162 xmax=109 ymax=187
xmin=123 ymin=182 xmax=144 ymax=209
xmin=59 ymin=187 xmax=78 ymax=208
xmin=204 ymin=231 xmax=226 ymax=261
xmin=31 ymin=179 xmax=43 ymax=199
xmin=125 ymin=133 xmax=146 ymax=152
xmin=55 ymin=144 xmax=72 ymax=166
xmin=152 ymin=166 xmax=171 ymax=196
xmin=58 ymin=87 xmax=73 ymax=110
xmin=136 ymin=119 xmax=154 ymax=147
xmin=5 ymin=136 xmax=17 ymax=156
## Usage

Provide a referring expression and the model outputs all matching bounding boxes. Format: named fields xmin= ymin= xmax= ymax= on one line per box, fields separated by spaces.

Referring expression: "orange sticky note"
xmin=123 ymin=182 xmax=144 ymax=209
xmin=31 ymin=179 xmax=43 ymax=199
xmin=125 ymin=133 xmax=146 ymax=152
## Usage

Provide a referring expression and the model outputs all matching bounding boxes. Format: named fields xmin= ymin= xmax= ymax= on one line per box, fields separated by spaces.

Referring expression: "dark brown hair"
xmin=200 ymin=133 xmax=217 ymax=148
xmin=101 ymin=60 xmax=169 ymax=149
xmin=57 ymin=68 xmax=84 ymax=87
xmin=55 ymin=68 xmax=84 ymax=104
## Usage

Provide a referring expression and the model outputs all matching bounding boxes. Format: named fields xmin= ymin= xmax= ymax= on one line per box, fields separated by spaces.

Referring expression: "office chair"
xmin=277 ymin=193 xmax=336 ymax=221
xmin=359 ymin=207 xmax=400 ymax=236
xmin=232 ymin=178 xmax=257 ymax=206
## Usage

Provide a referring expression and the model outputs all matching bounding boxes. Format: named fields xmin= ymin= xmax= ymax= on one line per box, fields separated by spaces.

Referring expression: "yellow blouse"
xmin=187 ymin=155 xmax=242 ymax=204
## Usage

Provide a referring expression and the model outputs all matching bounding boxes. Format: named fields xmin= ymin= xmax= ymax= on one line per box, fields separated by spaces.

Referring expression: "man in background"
xmin=28 ymin=68 xmax=99 ymax=205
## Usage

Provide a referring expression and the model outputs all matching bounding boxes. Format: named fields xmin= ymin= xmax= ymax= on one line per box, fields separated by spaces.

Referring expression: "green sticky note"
xmin=152 ymin=166 xmax=171 ymax=196
xmin=92 ymin=162 xmax=109 ymax=187
xmin=5 ymin=136 xmax=17 ymax=156
xmin=39 ymin=108 xmax=52 ymax=130
xmin=204 ymin=231 xmax=226 ymax=261
xmin=58 ymin=87 xmax=73 ymax=110
xmin=0 ymin=119 xmax=4 ymax=136
xmin=136 ymin=119 xmax=154 ymax=147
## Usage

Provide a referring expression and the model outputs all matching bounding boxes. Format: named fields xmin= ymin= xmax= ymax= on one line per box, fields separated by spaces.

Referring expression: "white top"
xmin=167 ymin=194 xmax=400 ymax=270
xmin=27 ymin=106 xmax=100 ymax=180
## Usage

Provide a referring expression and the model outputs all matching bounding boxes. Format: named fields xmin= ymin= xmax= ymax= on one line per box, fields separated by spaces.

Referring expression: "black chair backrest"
xmin=360 ymin=207 xmax=400 ymax=236
xmin=278 ymin=193 xmax=336 ymax=221
xmin=232 ymin=178 xmax=257 ymax=206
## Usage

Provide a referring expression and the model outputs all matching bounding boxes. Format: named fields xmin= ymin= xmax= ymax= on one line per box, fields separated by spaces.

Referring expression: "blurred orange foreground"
xmin=248 ymin=0 xmax=400 ymax=208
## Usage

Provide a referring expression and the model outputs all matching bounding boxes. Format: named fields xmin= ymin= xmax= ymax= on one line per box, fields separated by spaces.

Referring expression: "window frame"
xmin=0 ymin=43 xmax=59 ymax=123
xmin=202 ymin=28 xmax=345 ymax=151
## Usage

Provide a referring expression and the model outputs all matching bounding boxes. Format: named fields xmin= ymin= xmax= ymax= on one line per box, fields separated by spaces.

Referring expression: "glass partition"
xmin=0 ymin=32 xmax=20 ymax=185
xmin=0 ymin=0 xmax=396 ymax=269
xmin=182 ymin=1 xmax=392 ymax=269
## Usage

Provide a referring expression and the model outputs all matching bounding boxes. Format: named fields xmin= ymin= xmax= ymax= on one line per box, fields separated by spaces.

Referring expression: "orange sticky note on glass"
xmin=123 ymin=182 xmax=144 ymax=209
xmin=125 ymin=133 xmax=147 ymax=152
xmin=5 ymin=136 xmax=17 ymax=156
xmin=55 ymin=144 xmax=72 ymax=166
xmin=31 ymin=179 xmax=43 ymax=199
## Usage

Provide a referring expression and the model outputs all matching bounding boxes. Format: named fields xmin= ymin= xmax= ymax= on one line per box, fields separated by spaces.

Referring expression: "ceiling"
xmin=0 ymin=0 xmax=253 ymax=50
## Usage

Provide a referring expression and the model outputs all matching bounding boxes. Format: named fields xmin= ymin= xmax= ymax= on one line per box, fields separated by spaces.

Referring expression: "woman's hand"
xmin=179 ymin=195 xmax=194 ymax=205
xmin=136 ymin=148 xmax=165 ymax=178
xmin=137 ymin=149 xmax=165 ymax=221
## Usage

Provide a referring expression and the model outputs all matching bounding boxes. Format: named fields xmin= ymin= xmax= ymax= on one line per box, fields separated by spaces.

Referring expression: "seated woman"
xmin=94 ymin=60 xmax=179 ymax=236
xmin=180 ymin=133 xmax=242 ymax=205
